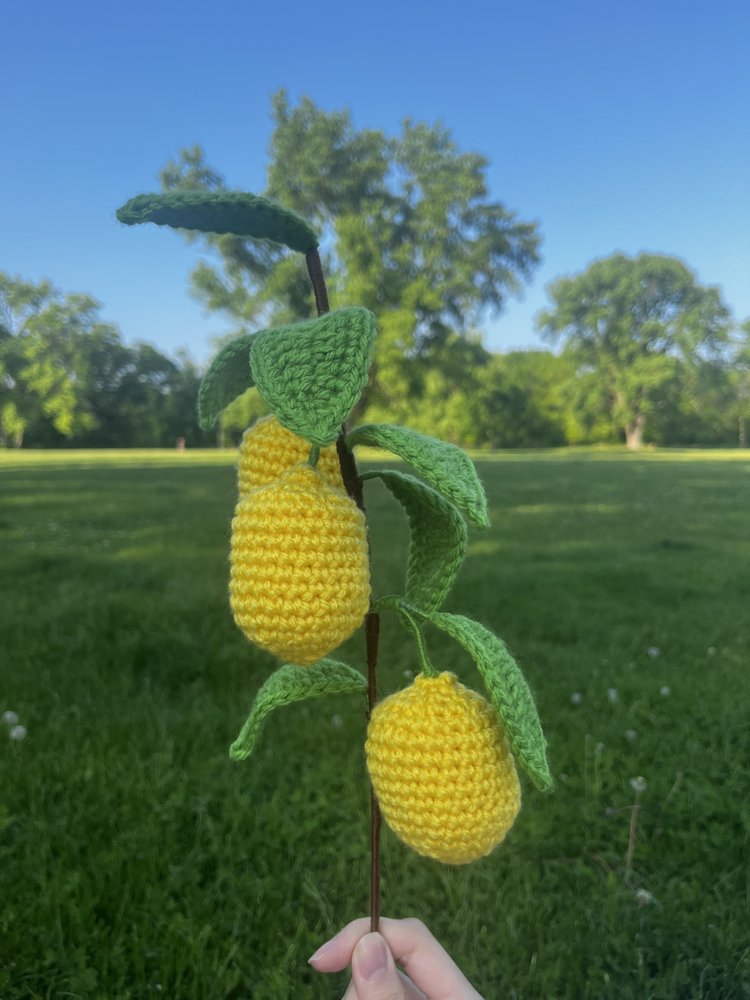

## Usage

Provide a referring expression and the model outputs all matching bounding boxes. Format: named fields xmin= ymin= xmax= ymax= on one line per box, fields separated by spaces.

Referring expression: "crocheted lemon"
xmin=229 ymin=463 xmax=370 ymax=665
xmin=366 ymin=672 xmax=521 ymax=864
xmin=238 ymin=415 xmax=343 ymax=493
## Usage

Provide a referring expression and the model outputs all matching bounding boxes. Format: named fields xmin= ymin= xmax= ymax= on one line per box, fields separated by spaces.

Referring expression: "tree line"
xmin=2 ymin=92 xmax=748 ymax=450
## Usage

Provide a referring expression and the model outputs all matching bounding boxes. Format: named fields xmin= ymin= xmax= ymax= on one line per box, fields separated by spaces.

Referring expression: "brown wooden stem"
xmin=306 ymin=247 xmax=329 ymax=315
xmin=308 ymin=244 xmax=381 ymax=933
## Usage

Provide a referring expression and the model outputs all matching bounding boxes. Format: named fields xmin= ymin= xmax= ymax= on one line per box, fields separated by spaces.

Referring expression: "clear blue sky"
xmin=2 ymin=0 xmax=748 ymax=365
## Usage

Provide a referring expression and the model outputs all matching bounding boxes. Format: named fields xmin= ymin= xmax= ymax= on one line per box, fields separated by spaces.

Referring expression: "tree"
xmin=537 ymin=253 xmax=730 ymax=449
xmin=482 ymin=351 xmax=576 ymax=447
xmin=158 ymin=91 xmax=541 ymax=417
xmin=0 ymin=272 xmax=211 ymax=449
xmin=729 ymin=320 xmax=750 ymax=447
xmin=0 ymin=274 xmax=118 ymax=444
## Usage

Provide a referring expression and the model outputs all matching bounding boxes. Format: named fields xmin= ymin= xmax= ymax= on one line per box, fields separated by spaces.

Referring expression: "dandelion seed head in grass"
xmin=366 ymin=672 xmax=521 ymax=865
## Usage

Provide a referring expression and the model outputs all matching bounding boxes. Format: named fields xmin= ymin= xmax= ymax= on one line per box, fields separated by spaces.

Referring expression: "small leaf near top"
xmin=361 ymin=469 xmax=466 ymax=612
xmin=116 ymin=191 xmax=319 ymax=254
xmin=395 ymin=604 xmax=552 ymax=791
xmin=229 ymin=659 xmax=366 ymax=762
xmin=347 ymin=424 xmax=489 ymax=528
xmin=198 ymin=333 xmax=257 ymax=430
xmin=250 ymin=308 xmax=376 ymax=446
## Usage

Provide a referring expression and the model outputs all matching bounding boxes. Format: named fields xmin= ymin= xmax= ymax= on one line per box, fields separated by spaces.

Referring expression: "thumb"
xmin=351 ymin=932 xmax=408 ymax=1000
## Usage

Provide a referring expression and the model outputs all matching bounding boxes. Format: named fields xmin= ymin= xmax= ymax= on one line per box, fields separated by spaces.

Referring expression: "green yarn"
xmin=424 ymin=609 xmax=551 ymax=791
xmin=198 ymin=333 xmax=257 ymax=430
xmin=378 ymin=599 xmax=552 ymax=791
xmin=361 ymin=469 xmax=466 ymax=612
xmin=229 ymin=659 xmax=366 ymax=762
xmin=250 ymin=307 xmax=376 ymax=446
xmin=116 ymin=191 xmax=319 ymax=253
xmin=347 ymin=424 xmax=489 ymax=529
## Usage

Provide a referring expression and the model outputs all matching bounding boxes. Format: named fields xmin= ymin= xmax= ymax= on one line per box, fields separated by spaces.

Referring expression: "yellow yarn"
xmin=237 ymin=415 xmax=342 ymax=492
xmin=366 ymin=672 xmax=521 ymax=864
xmin=229 ymin=463 xmax=370 ymax=665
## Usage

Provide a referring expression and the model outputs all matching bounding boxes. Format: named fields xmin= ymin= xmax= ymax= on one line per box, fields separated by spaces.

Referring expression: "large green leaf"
xmin=250 ymin=308 xmax=376 ymax=446
xmin=347 ymin=424 xmax=489 ymax=528
xmin=229 ymin=660 xmax=366 ymax=762
xmin=361 ymin=469 xmax=466 ymax=611
xmin=386 ymin=602 xmax=551 ymax=791
xmin=116 ymin=191 xmax=319 ymax=253
xmin=197 ymin=333 xmax=257 ymax=430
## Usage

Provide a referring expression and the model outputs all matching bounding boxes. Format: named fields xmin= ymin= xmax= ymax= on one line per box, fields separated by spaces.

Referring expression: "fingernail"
xmin=308 ymin=941 xmax=332 ymax=966
xmin=354 ymin=933 xmax=388 ymax=981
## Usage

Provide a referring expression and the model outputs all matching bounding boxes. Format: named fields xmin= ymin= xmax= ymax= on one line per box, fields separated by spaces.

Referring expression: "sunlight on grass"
xmin=1 ymin=449 xmax=748 ymax=998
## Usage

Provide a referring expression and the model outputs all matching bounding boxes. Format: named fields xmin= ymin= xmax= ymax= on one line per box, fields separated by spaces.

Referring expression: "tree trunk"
xmin=625 ymin=413 xmax=646 ymax=451
xmin=740 ymin=415 xmax=746 ymax=449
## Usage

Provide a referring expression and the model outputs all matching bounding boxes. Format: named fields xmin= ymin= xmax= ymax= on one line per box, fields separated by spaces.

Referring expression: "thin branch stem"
xmin=308 ymin=246 xmax=381 ymax=932
xmin=306 ymin=247 xmax=330 ymax=316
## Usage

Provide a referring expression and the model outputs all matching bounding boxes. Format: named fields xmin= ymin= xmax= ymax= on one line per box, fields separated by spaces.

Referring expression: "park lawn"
xmin=0 ymin=448 xmax=748 ymax=999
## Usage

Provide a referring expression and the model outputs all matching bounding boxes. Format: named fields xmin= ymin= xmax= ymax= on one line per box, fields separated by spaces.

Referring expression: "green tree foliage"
xmin=159 ymin=91 xmax=542 ymax=422
xmin=0 ymin=273 xmax=210 ymax=448
xmin=729 ymin=320 xmax=750 ymax=447
xmin=537 ymin=253 xmax=731 ymax=449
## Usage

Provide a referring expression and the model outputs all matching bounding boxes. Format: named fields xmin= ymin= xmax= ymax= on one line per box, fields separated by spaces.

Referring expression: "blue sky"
xmin=2 ymin=0 xmax=748 ymax=365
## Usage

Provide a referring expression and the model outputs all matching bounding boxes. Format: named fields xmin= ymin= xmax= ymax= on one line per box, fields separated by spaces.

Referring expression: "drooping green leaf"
xmin=197 ymin=333 xmax=257 ymax=429
xmin=116 ymin=191 xmax=319 ymax=253
xmin=347 ymin=424 xmax=489 ymax=528
xmin=250 ymin=307 xmax=376 ymax=446
xmin=392 ymin=603 xmax=551 ymax=791
xmin=229 ymin=659 xmax=366 ymax=762
xmin=361 ymin=469 xmax=466 ymax=611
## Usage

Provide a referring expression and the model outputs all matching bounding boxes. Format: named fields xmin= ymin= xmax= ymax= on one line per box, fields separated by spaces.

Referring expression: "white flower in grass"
xmin=2 ymin=711 xmax=19 ymax=726
xmin=646 ymin=647 xmax=661 ymax=659
xmin=635 ymin=888 xmax=658 ymax=906
xmin=624 ymin=729 xmax=638 ymax=743
xmin=607 ymin=688 xmax=619 ymax=704
xmin=629 ymin=776 xmax=647 ymax=793
xmin=660 ymin=685 xmax=671 ymax=697
xmin=570 ymin=692 xmax=583 ymax=706
xmin=9 ymin=725 xmax=27 ymax=741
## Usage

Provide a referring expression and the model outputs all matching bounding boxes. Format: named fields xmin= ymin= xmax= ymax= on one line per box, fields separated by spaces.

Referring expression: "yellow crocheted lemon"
xmin=229 ymin=463 xmax=370 ymax=665
xmin=237 ymin=415 xmax=342 ymax=492
xmin=366 ymin=672 xmax=521 ymax=864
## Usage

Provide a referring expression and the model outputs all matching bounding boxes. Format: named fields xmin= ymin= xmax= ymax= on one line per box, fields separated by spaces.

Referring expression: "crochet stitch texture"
xmin=230 ymin=464 xmax=370 ymax=665
xmin=366 ymin=672 xmax=521 ymax=864
xmin=237 ymin=415 xmax=342 ymax=493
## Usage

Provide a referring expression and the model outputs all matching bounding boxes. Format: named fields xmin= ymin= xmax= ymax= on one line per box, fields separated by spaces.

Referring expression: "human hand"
xmin=308 ymin=917 xmax=485 ymax=999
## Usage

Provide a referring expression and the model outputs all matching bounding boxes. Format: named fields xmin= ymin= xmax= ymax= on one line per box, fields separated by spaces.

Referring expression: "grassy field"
xmin=1 ymin=448 xmax=748 ymax=999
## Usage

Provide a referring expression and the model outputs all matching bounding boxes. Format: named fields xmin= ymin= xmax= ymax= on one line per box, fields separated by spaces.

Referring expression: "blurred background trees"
xmin=1 ymin=93 xmax=745 ymax=450
xmin=0 ymin=274 xmax=211 ymax=448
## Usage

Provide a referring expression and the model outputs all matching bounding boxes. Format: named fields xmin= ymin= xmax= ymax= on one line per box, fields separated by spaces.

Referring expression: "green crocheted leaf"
xmin=361 ymin=469 xmax=466 ymax=611
xmin=347 ymin=424 xmax=489 ymax=528
xmin=197 ymin=333 xmax=257 ymax=429
xmin=116 ymin=191 xmax=318 ymax=253
xmin=229 ymin=659 xmax=366 ymax=762
xmin=399 ymin=604 xmax=551 ymax=791
xmin=250 ymin=308 xmax=376 ymax=446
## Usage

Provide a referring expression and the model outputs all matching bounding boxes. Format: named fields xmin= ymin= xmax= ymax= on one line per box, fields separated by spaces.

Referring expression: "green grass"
xmin=1 ymin=449 xmax=748 ymax=999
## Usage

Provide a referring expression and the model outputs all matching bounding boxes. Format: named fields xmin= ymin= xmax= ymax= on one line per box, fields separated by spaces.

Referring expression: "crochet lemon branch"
xmin=116 ymin=189 xmax=551 ymax=878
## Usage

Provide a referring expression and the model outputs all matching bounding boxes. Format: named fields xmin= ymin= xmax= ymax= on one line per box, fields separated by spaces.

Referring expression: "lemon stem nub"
xmin=308 ymin=444 xmax=321 ymax=468
xmin=401 ymin=605 xmax=438 ymax=677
